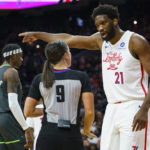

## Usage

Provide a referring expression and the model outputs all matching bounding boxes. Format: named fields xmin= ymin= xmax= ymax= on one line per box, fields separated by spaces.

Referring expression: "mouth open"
xmin=101 ymin=32 xmax=108 ymax=39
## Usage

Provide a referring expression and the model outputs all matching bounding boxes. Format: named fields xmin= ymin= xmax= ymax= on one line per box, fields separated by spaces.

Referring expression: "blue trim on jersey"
xmin=53 ymin=68 xmax=71 ymax=74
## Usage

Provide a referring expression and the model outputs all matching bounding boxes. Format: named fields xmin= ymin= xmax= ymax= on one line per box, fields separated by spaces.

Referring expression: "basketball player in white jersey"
xmin=19 ymin=4 xmax=150 ymax=150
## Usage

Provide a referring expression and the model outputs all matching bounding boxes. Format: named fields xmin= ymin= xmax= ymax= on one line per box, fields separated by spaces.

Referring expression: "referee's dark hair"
xmin=91 ymin=4 xmax=119 ymax=20
xmin=42 ymin=41 xmax=68 ymax=89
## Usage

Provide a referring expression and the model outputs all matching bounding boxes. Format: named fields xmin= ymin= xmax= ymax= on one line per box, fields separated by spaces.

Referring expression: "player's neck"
xmin=2 ymin=61 xmax=10 ymax=66
xmin=109 ymin=28 xmax=124 ymax=45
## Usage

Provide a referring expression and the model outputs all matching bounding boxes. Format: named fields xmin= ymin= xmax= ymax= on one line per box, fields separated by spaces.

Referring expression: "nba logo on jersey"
xmin=0 ymin=80 xmax=3 ymax=86
xmin=132 ymin=146 xmax=138 ymax=150
xmin=120 ymin=42 xmax=125 ymax=47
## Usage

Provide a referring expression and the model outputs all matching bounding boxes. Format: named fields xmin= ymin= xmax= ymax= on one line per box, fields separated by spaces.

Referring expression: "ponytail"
xmin=42 ymin=41 xmax=69 ymax=88
xmin=42 ymin=60 xmax=55 ymax=89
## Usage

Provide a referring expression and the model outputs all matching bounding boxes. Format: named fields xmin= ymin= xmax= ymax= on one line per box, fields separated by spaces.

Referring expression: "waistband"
xmin=44 ymin=122 xmax=79 ymax=129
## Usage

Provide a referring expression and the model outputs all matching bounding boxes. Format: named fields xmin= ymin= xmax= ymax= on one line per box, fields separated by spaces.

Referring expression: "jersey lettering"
xmin=103 ymin=52 xmax=123 ymax=70
xmin=56 ymin=85 xmax=65 ymax=102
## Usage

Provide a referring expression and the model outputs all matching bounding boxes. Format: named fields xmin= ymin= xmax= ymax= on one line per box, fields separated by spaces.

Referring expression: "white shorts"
xmin=100 ymin=100 xmax=150 ymax=150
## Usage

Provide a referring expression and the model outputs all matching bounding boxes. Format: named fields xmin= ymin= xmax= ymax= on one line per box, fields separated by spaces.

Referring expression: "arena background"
xmin=0 ymin=0 xmax=150 ymax=149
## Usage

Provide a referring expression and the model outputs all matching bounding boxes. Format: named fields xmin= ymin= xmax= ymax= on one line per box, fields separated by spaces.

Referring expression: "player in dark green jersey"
xmin=0 ymin=44 xmax=33 ymax=150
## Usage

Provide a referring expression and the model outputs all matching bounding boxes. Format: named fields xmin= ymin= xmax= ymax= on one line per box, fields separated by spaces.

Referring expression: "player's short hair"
xmin=92 ymin=4 xmax=119 ymax=20
xmin=1 ymin=44 xmax=22 ymax=61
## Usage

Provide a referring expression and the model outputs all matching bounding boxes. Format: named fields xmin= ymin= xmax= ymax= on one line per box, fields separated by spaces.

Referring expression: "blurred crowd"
xmin=0 ymin=1 xmax=150 ymax=149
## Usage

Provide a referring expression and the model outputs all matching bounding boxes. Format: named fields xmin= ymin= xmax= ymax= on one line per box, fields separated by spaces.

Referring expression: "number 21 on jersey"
xmin=115 ymin=72 xmax=124 ymax=84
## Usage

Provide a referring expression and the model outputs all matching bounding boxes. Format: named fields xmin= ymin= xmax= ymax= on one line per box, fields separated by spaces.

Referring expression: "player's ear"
xmin=62 ymin=53 xmax=67 ymax=60
xmin=10 ymin=54 xmax=15 ymax=61
xmin=113 ymin=18 xmax=118 ymax=26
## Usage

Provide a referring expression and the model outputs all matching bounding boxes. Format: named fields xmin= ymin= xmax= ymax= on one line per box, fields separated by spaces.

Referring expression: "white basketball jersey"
xmin=102 ymin=30 xmax=148 ymax=103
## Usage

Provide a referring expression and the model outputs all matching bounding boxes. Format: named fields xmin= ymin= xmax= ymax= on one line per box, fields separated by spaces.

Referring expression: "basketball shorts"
xmin=100 ymin=100 xmax=150 ymax=150
xmin=0 ymin=112 xmax=27 ymax=150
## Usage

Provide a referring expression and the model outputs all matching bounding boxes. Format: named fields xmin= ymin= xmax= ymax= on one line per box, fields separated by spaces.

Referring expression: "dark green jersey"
xmin=0 ymin=64 xmax=22 ymax=112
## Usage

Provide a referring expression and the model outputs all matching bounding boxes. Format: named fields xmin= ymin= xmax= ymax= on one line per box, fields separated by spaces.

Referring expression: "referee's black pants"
xmin=36 ymin=122 xmax=83 ymax=150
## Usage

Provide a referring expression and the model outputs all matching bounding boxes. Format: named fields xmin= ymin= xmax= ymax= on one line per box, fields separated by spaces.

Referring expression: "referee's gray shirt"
xmin=28 ymin=69 xmax=91 ymax=125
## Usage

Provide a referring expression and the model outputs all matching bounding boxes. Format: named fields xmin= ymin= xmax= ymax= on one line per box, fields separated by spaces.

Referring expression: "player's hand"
xmin=24 ymin=127 xmax=34 ymax=149
xmin=132 ymin=109 xmax=148 ymax=132
xmin=81 ymin=129 xmax=97 ymax=139
xmin=18 ymin=32 xmax=37 ymax=44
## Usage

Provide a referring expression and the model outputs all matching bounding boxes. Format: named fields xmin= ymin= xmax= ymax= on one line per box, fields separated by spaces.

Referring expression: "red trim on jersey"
xmin=140 ymin=64 xmax=147 ymax=96
xmin=144 ymin=122 xmax=148 ymax=150
xmin=140 ymin=64 xmax=148 ymax=150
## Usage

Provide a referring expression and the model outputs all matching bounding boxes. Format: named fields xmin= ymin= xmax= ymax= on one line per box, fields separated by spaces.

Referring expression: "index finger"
xmin=18 ymin=33 xmax=26 ymax=37
xmin=18 ymin=33 xmax=25 ymax=37
xmin=132 ymin=119 xmax=138 ymax=132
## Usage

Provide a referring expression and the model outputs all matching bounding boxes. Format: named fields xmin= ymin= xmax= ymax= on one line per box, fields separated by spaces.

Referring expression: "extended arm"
xmin=131 ymin=34 xmax=150 ymax=131
xmin=19 ymin=32 xmax=102 ymax=50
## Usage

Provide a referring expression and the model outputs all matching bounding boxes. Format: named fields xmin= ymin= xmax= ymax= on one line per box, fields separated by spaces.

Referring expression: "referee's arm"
xmin=81 ymin=92 xmax=97 ymax=138
xmin=24 ymin=74 xmax=43 ymax=118
xmin=24 ymin=97 xmax=43 ymax=117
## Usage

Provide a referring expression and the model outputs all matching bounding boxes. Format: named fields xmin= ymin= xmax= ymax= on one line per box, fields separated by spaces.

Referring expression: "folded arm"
xmin=24 ymin=97 xmax=44 ymax=117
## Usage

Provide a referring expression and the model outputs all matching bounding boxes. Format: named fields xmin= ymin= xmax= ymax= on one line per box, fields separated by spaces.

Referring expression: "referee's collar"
xmin=53 ymin=68 xmax=71 ymax=74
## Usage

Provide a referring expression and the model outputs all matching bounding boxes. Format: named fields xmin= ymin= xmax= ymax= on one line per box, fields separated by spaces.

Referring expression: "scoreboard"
xmin=0 ymin=0 xmax=80 ymax=10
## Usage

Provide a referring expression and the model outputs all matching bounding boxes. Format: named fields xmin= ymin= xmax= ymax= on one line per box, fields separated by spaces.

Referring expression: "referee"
xmin=24 ymin=41 xmax=96 ymax=150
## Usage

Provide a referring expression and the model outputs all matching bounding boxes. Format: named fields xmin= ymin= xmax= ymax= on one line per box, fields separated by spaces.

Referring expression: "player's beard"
xmin=103 ymin=25 xmax=115 ymax=42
